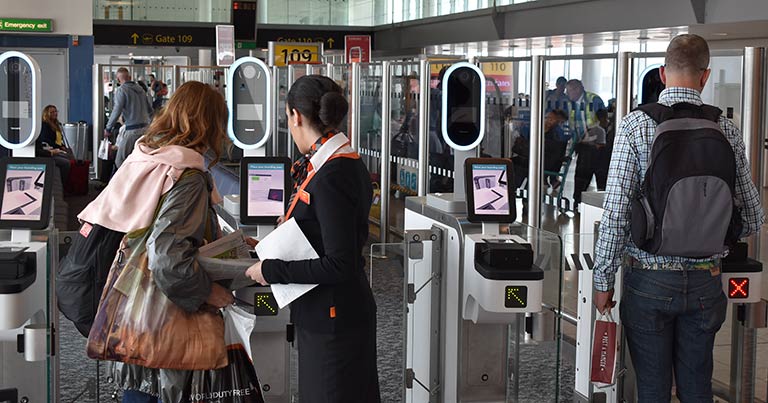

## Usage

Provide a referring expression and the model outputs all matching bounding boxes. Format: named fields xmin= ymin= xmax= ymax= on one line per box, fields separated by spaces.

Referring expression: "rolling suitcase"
xmin=65 ymin=160 xmax=90 ymax=196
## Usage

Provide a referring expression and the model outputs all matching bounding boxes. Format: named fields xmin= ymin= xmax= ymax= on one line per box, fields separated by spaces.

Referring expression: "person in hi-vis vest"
xmin=566 ymin=79 xmax=605 ymax=207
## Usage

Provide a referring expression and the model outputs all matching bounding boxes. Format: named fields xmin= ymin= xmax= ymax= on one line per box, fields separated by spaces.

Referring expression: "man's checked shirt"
xmin=593 ymin=87 xmax=765 ymax=292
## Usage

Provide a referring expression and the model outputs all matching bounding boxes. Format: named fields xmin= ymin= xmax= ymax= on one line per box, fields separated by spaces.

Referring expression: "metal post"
xmin=173 ymin=65 xmax=181 ymax=91
xmin=350 ymin=62 xmax=362 ymax=150
xmin=287 ymin=64 xmax=297 ymax=161
xmin=272 ymin=65 xmax=280 ymax=157
xmin=730 ymin=46 xmax=765 ymax=403
xmin=92 ymin=64 xmax=103 ymax=176
xmin=615 ymin=52 xmax=631 ymax=132
xmin=380 ymin=61 xmax=392 ymax=244
xmin=527 ymin=55 xmax=544 ymax=228
xmin=417 ymin=59 xmax=430 ymax=196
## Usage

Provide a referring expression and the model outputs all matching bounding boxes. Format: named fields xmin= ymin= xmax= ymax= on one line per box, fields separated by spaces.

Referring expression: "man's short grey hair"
xmin=665 ymin=34 xmax=710 ymax=75
xmin=116 ymin=67 xmax=131 ymax=81
xmin=566 ymin=79 xmax=584 ymax=91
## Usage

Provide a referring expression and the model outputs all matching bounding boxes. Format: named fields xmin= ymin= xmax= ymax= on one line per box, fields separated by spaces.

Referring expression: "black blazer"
xmin=262 ymin=157 xmax=376 ymax=333
xmin=36 ymin=122 xmax=65 ymax=157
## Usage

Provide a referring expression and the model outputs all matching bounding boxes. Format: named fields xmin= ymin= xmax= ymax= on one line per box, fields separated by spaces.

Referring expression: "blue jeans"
xmin=122 ymin=390 xmax=160 ymax=403
xmin=620 ymin=267 xmax=727 ymax=403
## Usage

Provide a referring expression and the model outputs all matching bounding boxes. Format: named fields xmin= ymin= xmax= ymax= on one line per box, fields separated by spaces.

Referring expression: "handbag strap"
xmin=125 ymin=169 xmax=206 ymax=239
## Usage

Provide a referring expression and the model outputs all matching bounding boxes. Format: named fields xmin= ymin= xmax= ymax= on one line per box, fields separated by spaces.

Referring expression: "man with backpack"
xmin=593 ymin=34 xmax=764 ymax=402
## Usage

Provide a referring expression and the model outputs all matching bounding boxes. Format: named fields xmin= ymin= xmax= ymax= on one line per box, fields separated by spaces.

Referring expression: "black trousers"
xmin=297 ymin=320 xmax=381 ymax=403
xmin=573 ymin=144 xmax=609 ymax=204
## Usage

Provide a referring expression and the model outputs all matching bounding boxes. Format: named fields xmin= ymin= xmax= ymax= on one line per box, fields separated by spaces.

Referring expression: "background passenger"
xmin=566 ymin=79 xmax=605 ymax=207
xmin=593 ymin=34 xmax=765 ymax=402
xmin=245 ymin=75 xmax=381 ymax=403
xmin=105 ymin=67 xmax=153 ymax=169
xmin=546 ymin=76 xmax=569 ymax=112
xmin=36 ymin=104 xmax=71 ymax=184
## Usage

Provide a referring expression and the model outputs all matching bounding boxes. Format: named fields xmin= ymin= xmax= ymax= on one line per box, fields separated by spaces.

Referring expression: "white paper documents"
xmin=254 ymin=218 xmax=319 ymax=308
xmin=198 ymin=230 xmax=257 ymax=290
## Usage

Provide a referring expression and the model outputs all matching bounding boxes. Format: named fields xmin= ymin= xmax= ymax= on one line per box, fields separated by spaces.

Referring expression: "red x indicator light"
xmin=728 ymin=278 xmax=749 ymax=299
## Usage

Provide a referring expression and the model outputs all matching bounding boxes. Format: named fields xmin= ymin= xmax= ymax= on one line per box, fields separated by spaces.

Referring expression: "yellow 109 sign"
xmin=269 ymin=42 xmax=323 ymax=67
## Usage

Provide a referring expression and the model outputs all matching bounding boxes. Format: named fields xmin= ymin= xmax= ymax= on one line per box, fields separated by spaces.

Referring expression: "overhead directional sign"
xmin=0 ymin=18 xmax=52 ymax=33
xmin=93 ymin=24 xmax=215 ymax=47
xmin=256 ymin=28 xmax=373 ymax=50
xmin=268 ymin=42 xmax=323 ymax=67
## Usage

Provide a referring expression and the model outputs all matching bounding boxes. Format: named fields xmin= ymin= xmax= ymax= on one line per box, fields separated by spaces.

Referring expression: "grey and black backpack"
xmin=631 ymin=102 xmax=742 ymax=258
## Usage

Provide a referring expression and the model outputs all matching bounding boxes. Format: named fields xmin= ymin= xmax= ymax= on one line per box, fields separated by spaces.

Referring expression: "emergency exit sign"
xmin=0 ymin=18 xmax=53 ymax=33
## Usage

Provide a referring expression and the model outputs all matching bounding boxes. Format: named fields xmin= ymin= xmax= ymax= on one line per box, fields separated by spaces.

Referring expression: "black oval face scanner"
xmin=227 ymin=57 xmax=271 ymax=150
xmin=442 ymin=64 xmax=485 ymax=151
xmin=0 ymin=53 xmax=38 ymax=149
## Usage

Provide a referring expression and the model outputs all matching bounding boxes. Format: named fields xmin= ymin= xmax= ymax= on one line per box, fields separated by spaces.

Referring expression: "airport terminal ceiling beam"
xmin=373 ymin=0 xmax=699 ymax=51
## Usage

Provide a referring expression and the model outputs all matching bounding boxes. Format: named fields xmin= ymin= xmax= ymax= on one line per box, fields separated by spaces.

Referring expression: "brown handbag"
xmin=86 ymin=171 xmax=228 ymax=370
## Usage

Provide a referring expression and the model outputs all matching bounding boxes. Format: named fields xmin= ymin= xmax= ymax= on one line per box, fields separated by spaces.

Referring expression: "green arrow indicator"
xmin=253 ymin=292 xmax=278 ymax=316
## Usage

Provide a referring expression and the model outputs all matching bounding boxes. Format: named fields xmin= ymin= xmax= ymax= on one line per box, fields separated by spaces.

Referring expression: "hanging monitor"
xmin=0 ymin=158 xmax=54 ymax=229
xmin=464 ymin=158 xmax=516 ymax=223
xmin=240 ymin=157 xmax=291 ymax=225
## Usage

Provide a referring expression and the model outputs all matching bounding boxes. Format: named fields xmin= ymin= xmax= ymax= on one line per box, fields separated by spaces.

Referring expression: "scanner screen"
xmin=470 ymin=163 xmax=509 ymax=216
xmin=1 ymin=163 xmax=46 ymax=222
xmin=246 ymin=163 xmax=286 ymax=218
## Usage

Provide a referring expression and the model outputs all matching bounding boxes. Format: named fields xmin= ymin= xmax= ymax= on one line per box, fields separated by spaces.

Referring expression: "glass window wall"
xmin=94 ymin=0 xmax=231 ymax=23
xmin=256 ymin=0 xmax=539 ymax=26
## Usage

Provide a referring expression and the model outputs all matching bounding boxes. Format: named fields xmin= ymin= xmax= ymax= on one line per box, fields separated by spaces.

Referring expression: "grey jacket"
xmin=110 ymin=171 xmax=234 ymax=403
xmin=106 ymin=81 xmax=152 ymax=133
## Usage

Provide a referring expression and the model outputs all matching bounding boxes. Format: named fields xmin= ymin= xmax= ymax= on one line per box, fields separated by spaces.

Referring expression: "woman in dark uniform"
xmin=246 ymin=75 xmax=380 ymax=403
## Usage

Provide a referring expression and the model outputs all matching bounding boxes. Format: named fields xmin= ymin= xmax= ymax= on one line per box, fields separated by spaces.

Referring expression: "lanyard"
xmin=284 ymin=134 xmax=359 ymax=220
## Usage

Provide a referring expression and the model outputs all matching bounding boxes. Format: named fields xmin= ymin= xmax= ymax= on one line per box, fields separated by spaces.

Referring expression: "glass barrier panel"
xmin=538 ymin=56 xmax=617 ymax=214
xmin=387 ymin=62 xmax=421 ymax=236
xmin=273 ymin=66 xmax=290 ymax=159
xmin=177 ymin=66 xmax=227 ymax=95
xmin=507 ymin=223 xmax=565 ymax=401
xmin=359 ymin=64 xmax=385 ymax=238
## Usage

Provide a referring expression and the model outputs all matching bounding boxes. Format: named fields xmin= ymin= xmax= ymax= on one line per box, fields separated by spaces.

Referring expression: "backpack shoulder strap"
xmin=635 ymin=103 xmax=674 ymax=124
xmin=637 ymin=102 xmax=723 ymax=124
xmin=699 ymin=104 xmax=723 ymax=123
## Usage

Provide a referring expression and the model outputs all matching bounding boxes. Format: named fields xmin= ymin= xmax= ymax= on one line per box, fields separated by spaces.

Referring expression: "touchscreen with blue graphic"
xmin=247 ymin=163 xmax=286 ymax=218
xmin=1 ymin=163 xmax=46 ymax=222
xmin=471 ymin=163 xmax=509 ymax=215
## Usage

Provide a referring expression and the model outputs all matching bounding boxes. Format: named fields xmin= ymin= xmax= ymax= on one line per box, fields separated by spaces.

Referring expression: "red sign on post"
xmin=345 ymin=35 xmax=371 ymax=63
xmin=728 ymin=278 xmax=750 ymax=299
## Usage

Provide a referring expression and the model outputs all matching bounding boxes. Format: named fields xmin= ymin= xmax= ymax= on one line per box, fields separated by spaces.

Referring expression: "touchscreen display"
xmin=1 ymin=163 xmax=45 ymax=221
xmin=247 ymin=163 xmax=285 ymax=217
xmin=471 ymin=163 xmax=509 ymax=216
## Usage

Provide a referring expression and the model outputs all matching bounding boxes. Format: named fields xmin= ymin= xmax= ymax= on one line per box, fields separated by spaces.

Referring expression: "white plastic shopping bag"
xmin=98 ymin=139 xmax=111 ymax=160
xmin=188 ymin=305 xmax=263 ymax=403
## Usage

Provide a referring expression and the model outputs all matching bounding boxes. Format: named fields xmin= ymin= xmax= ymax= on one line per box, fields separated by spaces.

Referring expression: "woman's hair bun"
xmin=318 ymin=92 xmax=349 ymax=129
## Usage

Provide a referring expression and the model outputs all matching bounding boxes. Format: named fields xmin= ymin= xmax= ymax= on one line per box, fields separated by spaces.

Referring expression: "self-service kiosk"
xmin=403 ymin=62 xmax=550 ymax=403
xmin=222 ymin=57 xmax=293 ymax=403
xmin=0 ymin=51 xmax=57 ymax=403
